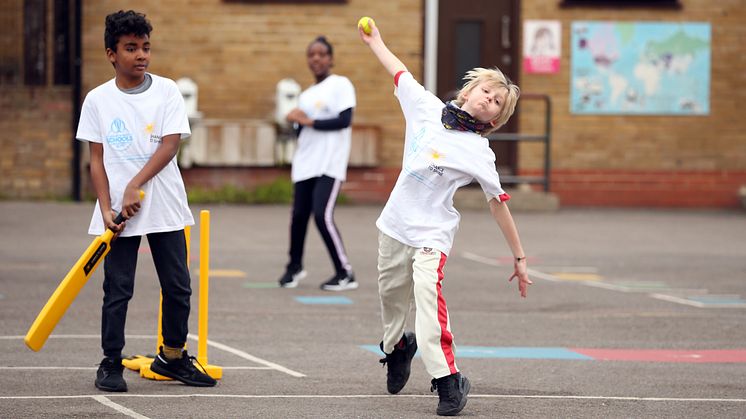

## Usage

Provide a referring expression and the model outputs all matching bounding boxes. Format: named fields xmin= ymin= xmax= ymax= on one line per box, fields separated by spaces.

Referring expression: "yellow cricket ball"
xmin=358 ymin=16 xmax=375 ymax=35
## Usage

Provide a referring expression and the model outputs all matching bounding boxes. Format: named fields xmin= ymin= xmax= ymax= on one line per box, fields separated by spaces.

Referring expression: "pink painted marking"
xmin=572 ymin=348 xmax=746 ymax=363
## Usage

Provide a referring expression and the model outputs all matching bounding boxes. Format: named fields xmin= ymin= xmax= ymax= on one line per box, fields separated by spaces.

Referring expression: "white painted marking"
xmin=0 ymin=334 xmax=152 ymax=340
xmin=92 ymin=395 xmax=150 ymax=419
xmin=650 ymin=294 xmax=707 ymax=308
xmin=0 ymin=366 xmax=271 ymax=371
xmin=461 ymin=252 xmax=560 ymax=282
xmin=651 ymin=294 xmax=746 ymax=308
xmin=463 ymin=251 xmax=740 ymax=308
xmin=461 ymin=251 xmax=503 ymax=266
xmin=1 ymin=334 xmax=303 ymax=376
xmin=187 ymin=334 xmax=305 ymax=378
xmin=0 ymin=394 xmax=744 ymax=403
xmin=0 ymin=367 xmax=97 ymax=370
xmin=535 ymin=266 xmax=599 ymax=273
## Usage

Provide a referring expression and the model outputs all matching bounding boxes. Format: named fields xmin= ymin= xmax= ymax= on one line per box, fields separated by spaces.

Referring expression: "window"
xmin=23 ymin=0 xmax=46 ymax=85
xmin=561 ymin=0 xmax=681 ymax=8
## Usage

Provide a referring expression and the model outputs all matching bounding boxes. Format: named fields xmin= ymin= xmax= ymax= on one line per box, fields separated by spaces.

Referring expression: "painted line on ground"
xmin=187 ymin=334 xmax=305 ymax=378
xmin=294 ymin=296 xmax=353 ymax=305
xmin=360 ymin=345 xmax=592 ymax=360
xmin=206 ymin=269 xmax=247 ymax=278
xmin=0 ymin=334 xmax=304 ymax=377
xmin=461 ymin=251 xmax=571 ymax=283
xmin=0 ymin=366 xmax=272 ymax=371
xmin=92 ymin=395 xmax=150 ymax=419
xmin=550 ymin=272 xmax=603 ymax=281
xmin=360 ymin=345 xmax=746 ymax=363
xmin=242 ymin=282 xmax=279 ymax=289
xmin=463 ymin=251 xmax=746 ymax=308
xmin=1 ymin=394 xmax=744 ymax=403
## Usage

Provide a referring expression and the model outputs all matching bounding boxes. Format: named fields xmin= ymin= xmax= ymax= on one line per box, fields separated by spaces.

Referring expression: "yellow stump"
xmin=197 ymin=210 xmax=223 ymax=379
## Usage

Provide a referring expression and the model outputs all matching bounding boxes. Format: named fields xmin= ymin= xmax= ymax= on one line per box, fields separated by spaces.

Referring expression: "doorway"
xmin=437 ymin=0 xmax=520 ymax=176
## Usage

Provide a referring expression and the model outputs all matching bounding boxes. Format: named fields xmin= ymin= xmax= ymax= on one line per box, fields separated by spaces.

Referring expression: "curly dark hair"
xmin=309 ymin=35 xmax=333 ymax=57
xmin=104 ymin=10 xmax=152 ymax=51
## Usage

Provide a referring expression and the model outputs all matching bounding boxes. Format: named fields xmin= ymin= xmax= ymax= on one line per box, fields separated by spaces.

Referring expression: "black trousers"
xmin=101 ymin=230 xmax=191 ymax=358
xmin=288 ymin=175 xmax=351 ymax=275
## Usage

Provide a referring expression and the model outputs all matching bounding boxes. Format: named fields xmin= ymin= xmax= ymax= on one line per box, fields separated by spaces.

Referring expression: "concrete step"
xmin=454 ymin=184 xmax=560 ymax=212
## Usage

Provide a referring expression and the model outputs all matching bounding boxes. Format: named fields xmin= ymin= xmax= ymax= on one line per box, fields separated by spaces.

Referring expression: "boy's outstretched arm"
xmin=358 ymin=20 xmax=407 ymax=77
xmin=489 ymin=198 xmax=533 ymax=297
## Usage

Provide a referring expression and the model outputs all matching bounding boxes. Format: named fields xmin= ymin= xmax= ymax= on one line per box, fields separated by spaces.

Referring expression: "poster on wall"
xmin=523 ymin=20 xmax=561 ymax=74
xmin=570 ymin=21 xmax=710 ymax=115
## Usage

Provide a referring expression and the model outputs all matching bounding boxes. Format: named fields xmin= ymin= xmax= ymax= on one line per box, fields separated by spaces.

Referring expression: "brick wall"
xmin=519 ymin=0 xmax=746 ymax=207
xmin=81 ymin=0 xmax=421 ymax=167
xmin=0 ymin=0 xmax=74 ymax=199
xmin=4 ymin=0 xmax=746 ymax=207
xmin=0 ymin=86 xmax=74 ymax=198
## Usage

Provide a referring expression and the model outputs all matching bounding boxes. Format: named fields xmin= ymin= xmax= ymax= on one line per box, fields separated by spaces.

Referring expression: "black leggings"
xmin=288 ymin=175 xmax=351 ymax=275
xmin=101 ymin=230 xmax=191 ymax=358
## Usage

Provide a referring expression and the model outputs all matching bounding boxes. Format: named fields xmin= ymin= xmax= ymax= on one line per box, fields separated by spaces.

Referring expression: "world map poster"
xmin=570 ymin=21 xmax=710 ymax=115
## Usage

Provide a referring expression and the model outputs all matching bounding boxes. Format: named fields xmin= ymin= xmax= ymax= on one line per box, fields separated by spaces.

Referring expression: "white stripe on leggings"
xmin=324 ymin=179 xmax=351 ymax=272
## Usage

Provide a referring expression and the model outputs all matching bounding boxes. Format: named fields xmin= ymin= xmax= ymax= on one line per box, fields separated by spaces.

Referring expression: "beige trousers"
xmin=377 ymin=231 xmax=458 ymax=379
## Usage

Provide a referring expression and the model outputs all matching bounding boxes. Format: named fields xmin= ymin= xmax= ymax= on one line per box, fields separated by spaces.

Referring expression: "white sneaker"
xmin=320 ymin=272 xmax=358 ymax=291
xmin=278 ymin=269 xmax=307 ymax=288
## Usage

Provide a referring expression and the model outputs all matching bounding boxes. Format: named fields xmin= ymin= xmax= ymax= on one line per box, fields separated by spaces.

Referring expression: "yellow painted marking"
xmin=551 ymin=272 xmax=603 ymax=281
xmin=208 ymin=269 xmax=247 ymax=278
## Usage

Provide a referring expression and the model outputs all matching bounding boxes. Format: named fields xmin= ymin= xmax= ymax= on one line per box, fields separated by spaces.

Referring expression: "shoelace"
xmin=430 ymin=378 xmax=454 ymax=399
xmin=99 ymin=359 xmax=121 ymax=374
xmin=181 ymin=353 xmax=210 ymax=374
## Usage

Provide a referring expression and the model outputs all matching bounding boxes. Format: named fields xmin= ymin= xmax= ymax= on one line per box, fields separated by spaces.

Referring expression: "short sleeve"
xmin=473 ymin=147 xmax=510 ymax=203
xmin=394 ymin=72 xmax=444 ymax=122
xmin=162 ymin=81 xmax=191 ymax=140
xmin=332 ymin=76 xmax=356 ymax=113
xmin=76 ymin=95 xmax=102 ymax=143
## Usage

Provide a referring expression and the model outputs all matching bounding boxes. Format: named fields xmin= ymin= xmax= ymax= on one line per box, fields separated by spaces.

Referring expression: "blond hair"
xmin=454 ymin=67 xmax=520 ymax=134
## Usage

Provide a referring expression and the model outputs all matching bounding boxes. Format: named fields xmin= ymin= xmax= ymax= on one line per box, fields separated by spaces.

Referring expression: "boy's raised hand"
xmin=358 ymin=19 xmax=380 ymax=45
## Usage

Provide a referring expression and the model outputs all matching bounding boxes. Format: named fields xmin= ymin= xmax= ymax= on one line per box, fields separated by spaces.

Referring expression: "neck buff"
xmin=441 ymin=101 xmax=491 ymax=135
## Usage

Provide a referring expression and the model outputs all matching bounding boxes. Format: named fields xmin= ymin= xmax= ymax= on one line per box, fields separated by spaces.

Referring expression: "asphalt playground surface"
xmin=1 ymin=200 xmax=745 ymax=418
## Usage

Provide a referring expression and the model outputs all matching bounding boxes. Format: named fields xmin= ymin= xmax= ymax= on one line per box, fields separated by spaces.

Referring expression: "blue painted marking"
xmin=360 ymin=345 xmax=592 ymax=360
xmin=686 ymin=295 xmax=746 ymax=305
xmin=295 ymin=296 xmax=353 ymax=305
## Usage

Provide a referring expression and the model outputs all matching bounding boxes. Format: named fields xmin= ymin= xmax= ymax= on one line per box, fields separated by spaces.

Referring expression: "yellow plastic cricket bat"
xmin=24 ymin=191 xmax=144 ymax=352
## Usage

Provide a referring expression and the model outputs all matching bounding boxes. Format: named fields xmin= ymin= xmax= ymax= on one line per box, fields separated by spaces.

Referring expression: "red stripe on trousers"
xmin=436 ymin=252 xmax=457 ymax=374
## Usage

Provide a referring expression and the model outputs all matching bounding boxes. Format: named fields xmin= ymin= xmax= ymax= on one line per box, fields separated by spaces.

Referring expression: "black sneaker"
xmin=378 ymin=332 xmax=417 ymax=394
xmin=320 ymin=271 xmax=358 ymax=291
xmin=95 ymin=357 xmax=127 ymax=392
xmin=150 ymin=348 xmax=217 ymax=387
xmin=278 ymin=267 xmax=307 ymax=288
xmin=430 ymin=372 xmax=471 ymax=416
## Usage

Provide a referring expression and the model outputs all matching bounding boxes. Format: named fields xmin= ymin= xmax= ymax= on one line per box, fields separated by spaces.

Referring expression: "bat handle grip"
xmin=111 ymin=190 xmax=145 ymax=227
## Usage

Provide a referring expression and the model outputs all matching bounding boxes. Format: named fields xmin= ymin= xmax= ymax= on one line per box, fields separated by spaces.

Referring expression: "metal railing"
xmin=486 ymin=93 xmax=552 ymax=192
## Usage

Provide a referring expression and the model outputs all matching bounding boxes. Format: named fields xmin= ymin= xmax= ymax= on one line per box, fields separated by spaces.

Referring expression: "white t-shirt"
xmin=291 ymin=74 xmax=356 ymax=182
xmin=76 ymin=73 xmax=195 ymax=237
xmin=376 ymin=72 xmax=509 ymax=256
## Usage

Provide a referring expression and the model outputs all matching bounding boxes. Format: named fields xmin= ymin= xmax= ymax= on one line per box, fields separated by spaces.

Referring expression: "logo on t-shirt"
xmin=428 ymin=148 xmax=445 ymax=176
xmin=106 ymin=118 xmax=133 ymax=151
xmin=146 ymin=122 xmax=162 ymax=144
